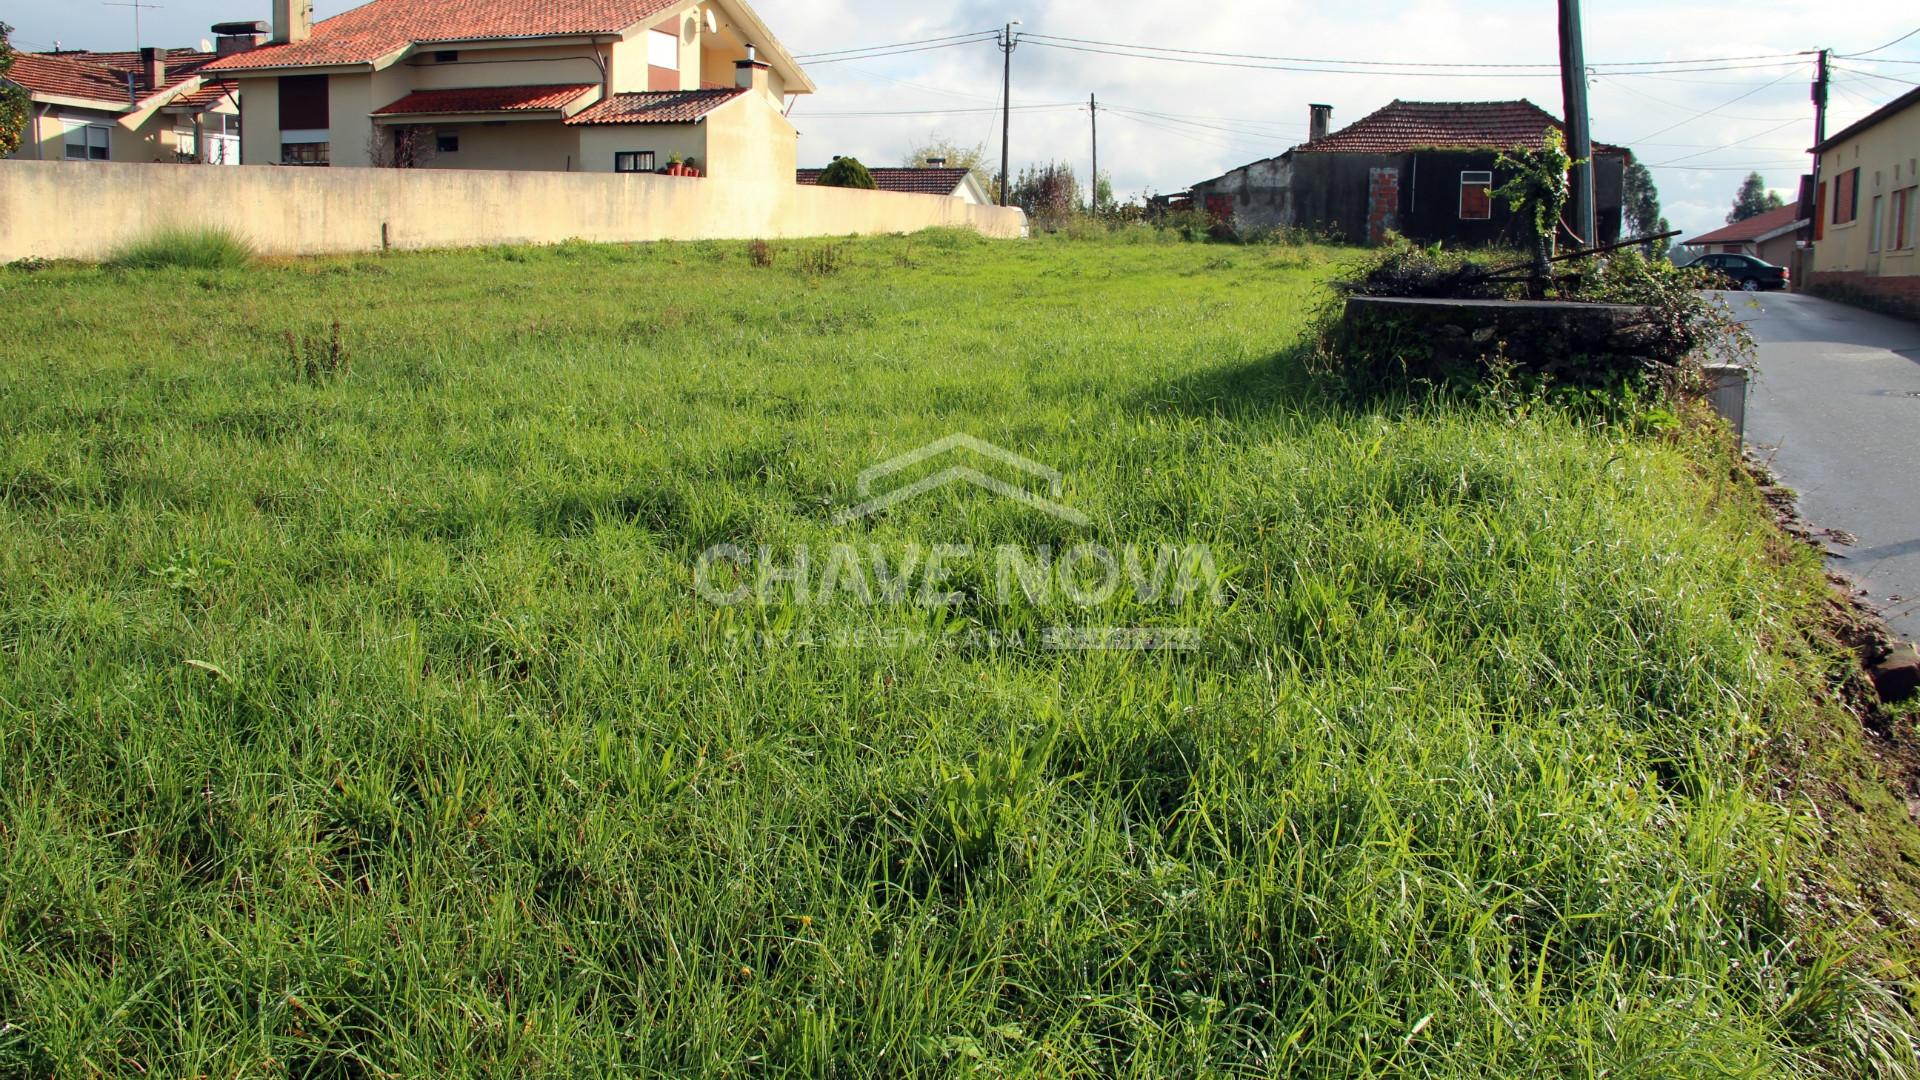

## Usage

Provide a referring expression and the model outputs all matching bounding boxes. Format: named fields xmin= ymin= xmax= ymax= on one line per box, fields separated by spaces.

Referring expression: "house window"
xmin=1869 ymin=194 xmax=1883 ymax=253
xmin=436 ymin=132 xmax=460 ymax=154
xmin=174 ymin=122 xmax=198 ymax=160
xmin=1833 ymin=168 xmax=1859 ymax=225
xmin=1459 ymin=170 xmax=1493 ymax=220
xmin=615 ymin=151 xmax=657 ymax=173
xmin=281 ymin=141 xmax=330 ymax=166
xmin=434 ymin=50 xmax=459 ymax=63
xmin=64 ymin=122 xmax=110 ymax=161
xmin=648 ymin=30 xmax=679 ymax=70
xmin=1893 ymin=187 xmax=1915 ymax=250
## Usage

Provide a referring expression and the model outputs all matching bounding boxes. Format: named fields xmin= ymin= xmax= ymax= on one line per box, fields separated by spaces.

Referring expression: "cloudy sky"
xmin=10 ymin=0 xmax=1917 ymax=240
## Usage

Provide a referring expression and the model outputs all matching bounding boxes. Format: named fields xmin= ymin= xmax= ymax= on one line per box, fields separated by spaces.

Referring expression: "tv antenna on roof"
xmin=102 ymin=0 xmax=164 ymax=53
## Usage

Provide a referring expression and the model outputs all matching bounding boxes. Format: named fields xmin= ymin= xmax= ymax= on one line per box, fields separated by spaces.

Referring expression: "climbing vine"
xmin=1495 ymin=128 xmax=1578 ymax=294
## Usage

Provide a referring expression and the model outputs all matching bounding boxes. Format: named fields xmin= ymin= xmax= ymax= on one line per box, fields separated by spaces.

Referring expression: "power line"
xmin=1833 ymin=63 xmax=1920 ymax=88
xmin=1022 ymin=38 xmax=1806 ymax=79
xmin=1020 ymin=32 xmax=1811 ymax=71
xmin=1839 ymin=26 xmax=1920 ymax=58
xmin=793 ymin=103 xmax=1082 ymax=119
xmin=1648 ymin=117 xmax=1808 ymax=167
xmin=793 ymin=30 xmax=999 ymax=59
xmin=799 ymin=36 xmax=999 ymax=66
xmin=1619 ymin=68 xmax=1801 ymax=145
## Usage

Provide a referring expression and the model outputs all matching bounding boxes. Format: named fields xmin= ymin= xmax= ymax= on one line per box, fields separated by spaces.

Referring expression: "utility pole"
xmin=1557 ymin=0 xmax=1596 ymax=248
xmin=1811 ymin=48 xmax=1831 ymax=190
xmin=1090 ymin=94 xmax=1099 ymax=213
xmin=998 ymin=21 xmax=1020 ymax=207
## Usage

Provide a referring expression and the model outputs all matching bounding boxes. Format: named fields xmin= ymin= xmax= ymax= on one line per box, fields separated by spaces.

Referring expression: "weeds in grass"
xmin=796 ymin=243 xmax=844 ymax=277
xmin=747 ymin=238 xmax=775 ymax=268
xmin=282 ymin=320 xmax=350 ymax=383
xmin=104 ymin=225 xmax=254 ymax=270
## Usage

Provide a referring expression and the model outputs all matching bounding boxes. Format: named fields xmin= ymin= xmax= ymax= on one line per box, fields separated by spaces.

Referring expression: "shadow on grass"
xmin=1126 ymin=344 xmax=1334 ymax=422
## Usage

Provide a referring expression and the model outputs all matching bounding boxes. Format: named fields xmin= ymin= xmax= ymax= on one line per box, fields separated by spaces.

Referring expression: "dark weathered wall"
xmin=1288 ymin=152 xmax=1405 ymax=242
xmin=1191 ymin=155 xmax=1293 ymax=231
xmin=1399 ymin=150 xmax=1629 ymax=247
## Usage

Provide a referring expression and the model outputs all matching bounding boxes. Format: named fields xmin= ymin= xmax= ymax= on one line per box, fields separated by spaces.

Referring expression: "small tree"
xmin=902 ymin=137 xmax=994 ymax=192
xmin=1623 ymin=161 xmax=1672 ymax=258
xmin=368 ymin=125 xmax=436 ymax=169
xmin=0 ymin=22 xmax=30 ymax=159
xmin=1495 ymin=128 xmax=1576 ymax=295
xmin=1009 ymin=161 xmax=1082 ymax=230
xmin=817 ymin=157 xmax=877 ymax=189
xmin=1726 ymin=172 xmax=1785 ymax=224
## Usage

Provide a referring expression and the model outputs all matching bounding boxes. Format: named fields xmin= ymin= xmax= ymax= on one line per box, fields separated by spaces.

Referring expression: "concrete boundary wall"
xmin=0 ymin=161 xmax=1027 ymax=262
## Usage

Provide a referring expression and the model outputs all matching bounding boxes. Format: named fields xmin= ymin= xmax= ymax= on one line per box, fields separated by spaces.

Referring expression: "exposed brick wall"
xmin=1808 ymin=270 xmax=1920 ymax=320
xmin=1367 ymin=167 xmax=1400 ymax=246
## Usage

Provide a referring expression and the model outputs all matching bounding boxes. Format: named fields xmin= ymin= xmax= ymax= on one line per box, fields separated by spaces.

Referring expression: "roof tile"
xmin=11 ymin=49 xmax=226 ymax=108
xmin=374 ymin=83 xmax=597 ymax=115
xmin=1683 ymin=203 xmax=1807 ymax=246
xmin=565 ymin=88 xmax=745 ymax=125
xmin=796 ymin=167 xmax=973 ymax=195
xmin=202 ymin=0 xmax=679 ymax=72
xmin=1298 ymin=100 xmax=1627 ymax=156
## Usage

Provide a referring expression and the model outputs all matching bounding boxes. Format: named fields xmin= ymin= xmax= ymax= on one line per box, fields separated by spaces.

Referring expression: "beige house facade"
xmin=202 ymin=0 xmax=811 ymax=181
xmin=1810 ymin=85 xmax=1920 ymax=310
xmin=4 ymin=47 xmax=241 ymax=166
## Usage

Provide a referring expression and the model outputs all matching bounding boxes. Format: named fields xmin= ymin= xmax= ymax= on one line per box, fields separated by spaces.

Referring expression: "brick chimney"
xmin=735 ymin=44 xmax=770 ymax=94
xmin=1309 ymin=104 xmax=1333 ymax=144
xmin=212 ymin=20 xmax=268 ymax=56
xmin=141 ymin=47 xmax=167 ymax=90
xmin=272 ymin=0 xmax=312 ymax=45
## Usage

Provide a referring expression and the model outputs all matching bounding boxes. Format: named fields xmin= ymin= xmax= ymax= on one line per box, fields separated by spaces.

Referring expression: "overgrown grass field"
xmin=1 ymin=232 xmax=1914 ymax=1076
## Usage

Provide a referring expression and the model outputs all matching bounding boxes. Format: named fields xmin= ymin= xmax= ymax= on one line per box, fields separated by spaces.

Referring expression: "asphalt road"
xmin=1736 ymin=290 xmax=1920 ymax=643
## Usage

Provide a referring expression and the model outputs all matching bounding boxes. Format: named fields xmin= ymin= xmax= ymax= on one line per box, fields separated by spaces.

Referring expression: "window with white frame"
xmin=64 ymin=121 xmax=111 ymax=161
xmin=615 ymin=151 xmax=657 ymax=173
xmin=1459 ymin=170 xmax=1493 ymax=220
xmin=175 ymin=122 xmax=199 ymax=160
xmin=649 ymin=30 xmax=679 ymax=71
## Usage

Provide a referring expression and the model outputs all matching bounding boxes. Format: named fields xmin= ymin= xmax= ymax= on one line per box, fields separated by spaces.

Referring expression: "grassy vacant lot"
xmin=1 ymin=232 xmax=1916 ymax=1076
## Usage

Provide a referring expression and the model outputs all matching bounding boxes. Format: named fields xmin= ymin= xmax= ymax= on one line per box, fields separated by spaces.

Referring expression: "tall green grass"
xmin=103 ymin=224 xmax=254 ymax=270
xmin=0 ymin=233 xmax=1913 ymax=1076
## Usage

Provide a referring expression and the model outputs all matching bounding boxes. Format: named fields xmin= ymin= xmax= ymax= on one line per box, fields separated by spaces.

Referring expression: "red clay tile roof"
xmin=165 ymin=82 xmax=240 ymax=110
xmin=1297 ymin=100 xmax=1628 ymax=156
xmin=1683 ymin=203 xmax=1807 ymax=246
xmin=10 ymin=49 xmax=225 ymax=107
xmin=565 ymin=88 xmax=744 ymax=125
xmin=796 ymin=167 xmax=973 ymax=195
xmin=374 ymin=83 xmax=597 ymax=115
xmin=202 ymin=0 xmax=679 ymax=72
xmin=8 ymin=52 xmax=142 ymax=104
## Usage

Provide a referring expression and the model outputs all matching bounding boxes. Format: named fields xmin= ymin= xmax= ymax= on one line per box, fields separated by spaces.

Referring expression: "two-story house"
xmin=3 ymin=44 xmax=241 ymax=165
xmin=200 ymin=0 xmax=812 ymax=180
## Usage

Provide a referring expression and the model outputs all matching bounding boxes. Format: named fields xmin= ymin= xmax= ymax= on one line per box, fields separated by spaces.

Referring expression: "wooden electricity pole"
xmin=998 ymin=22 xmax=1020 ymax=207
xmin=1557 ymin=0 xmax=1596 ymax=247
xmin=1090 ymin=94 xmax=1099 ymax=213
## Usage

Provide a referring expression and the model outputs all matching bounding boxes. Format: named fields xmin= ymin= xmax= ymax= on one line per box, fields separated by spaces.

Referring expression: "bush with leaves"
xmin=0 ymin=22 xmax=29 ymax=158
xmin=1008 ymin=162 xmax=1082 ymax=231
xmin=816 ymin=157 xmax=877 ymax=190
xmin=1494 ymin=129 xmax=1577 ymax=294
xmin=1313 ymin=240 xmax=1750 ymax=402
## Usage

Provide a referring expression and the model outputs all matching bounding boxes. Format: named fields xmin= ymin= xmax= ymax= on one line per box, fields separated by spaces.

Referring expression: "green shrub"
xmin=1314 ymin=243 xmax=1750 ymax=402
xmin=815 ymin=157 xmax=876 ymax=190
xmin=105 ymin=226 xmax=255 ymax=270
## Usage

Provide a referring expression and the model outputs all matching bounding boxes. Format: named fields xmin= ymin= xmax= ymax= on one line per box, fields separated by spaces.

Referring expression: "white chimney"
xmin=272 ymin=0 xmax=312 ymax=45
xmin=735 ymin=45 xmax=770 ymax=94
